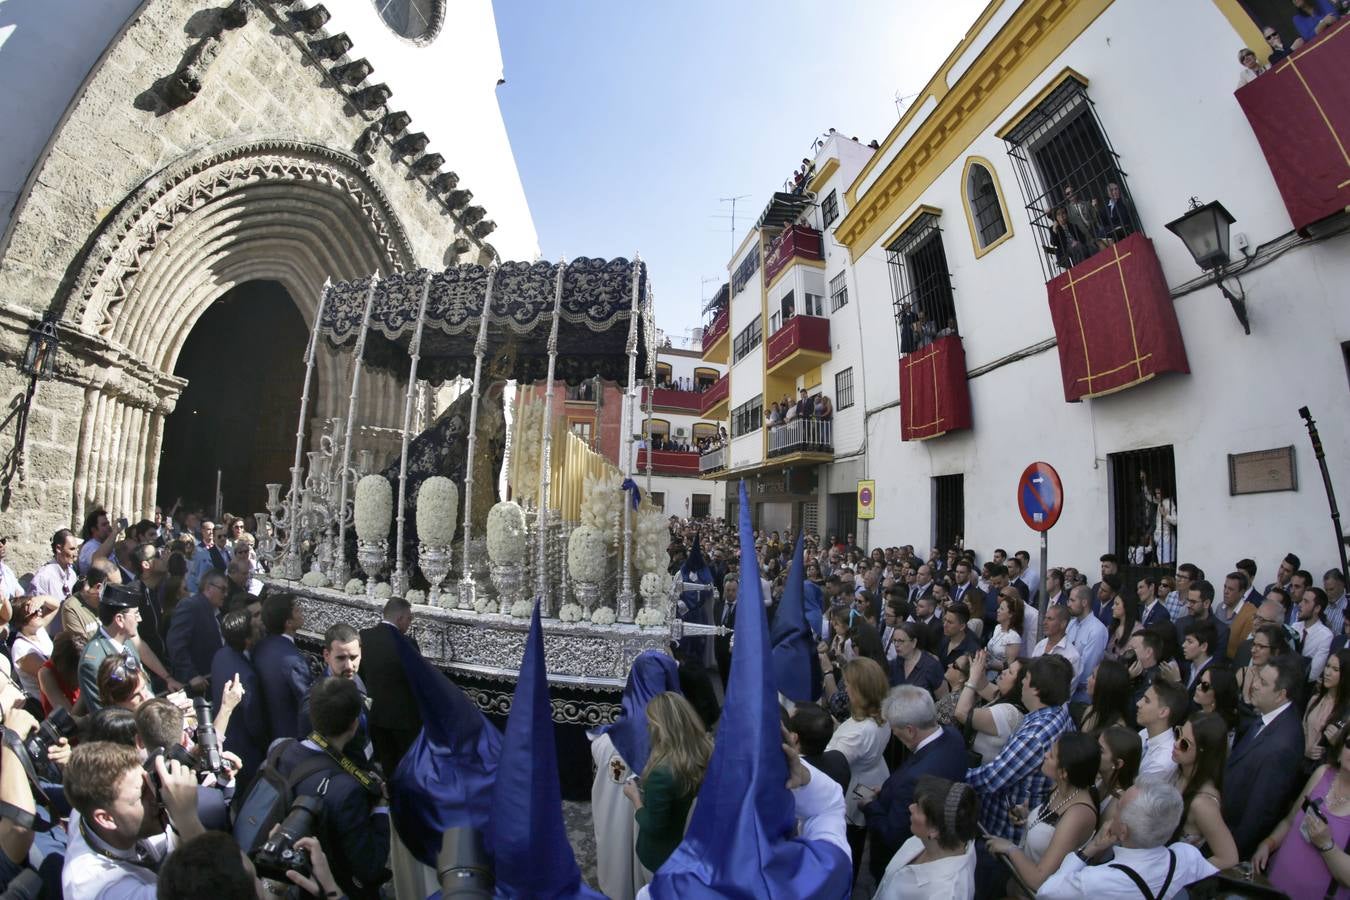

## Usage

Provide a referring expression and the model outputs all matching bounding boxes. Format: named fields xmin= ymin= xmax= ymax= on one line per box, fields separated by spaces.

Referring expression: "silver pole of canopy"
xmin=282 ymin=279 xmax=330 ymax=579
xmin=535 ymin=259 xmax=567 ymax=615
xmin=644 ymin=373 xmax=654 ymax=497
xmin=334 ymin=273 xmax=380 ymax=585
xmin=458 ymin=265 xmax=497 ymax=610
xmin=616 ymin=255 xmax=642 ymax=624
xmin=392 ymin=269 xmax=434 ymax=597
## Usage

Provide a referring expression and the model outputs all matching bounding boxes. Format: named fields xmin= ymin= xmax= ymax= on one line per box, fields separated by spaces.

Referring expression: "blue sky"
xmin=493 ymin=0 xmax=988 ymax=340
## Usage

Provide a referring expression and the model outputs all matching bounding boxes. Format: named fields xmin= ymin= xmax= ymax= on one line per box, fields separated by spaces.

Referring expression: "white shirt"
xmin=1295 ymin=619 xmax=1334 ymax=681
xmin=11 ymin=628 xmax=54 ymax=698
xmin=1037 ymin=841 xmax=1216 ymax=900
xmin=0 ymin=561 xmax=21 ymax=603
xmin=874 ymin=837 xmax=976 ymax=899
xmin=78 ymin=538 xmax=100 ymax=575
xmin=825 ymin=716 xmax=891 ymax=826
xmin=1031 ymin=635 xmax=1082 ymax=686
xmin=1138 ymin=726 xmax=1178 ymax=782
xmin=62 ymin=811 xmax=175 ymax=900
xmin=31 ymin=559 xmax=76 ymax=599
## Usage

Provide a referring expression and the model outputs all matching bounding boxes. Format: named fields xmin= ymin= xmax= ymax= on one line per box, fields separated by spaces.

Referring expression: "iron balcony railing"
xmin=767 ymin=417 xmax=833 ymax=457
xmin=699 ymin=446 xmax=726 ymax=473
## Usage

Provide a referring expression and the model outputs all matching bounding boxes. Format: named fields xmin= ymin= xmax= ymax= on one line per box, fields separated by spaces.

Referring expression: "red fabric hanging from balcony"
xmin=1236 ymin=21 xmax=1350 ymax=233
xmin=1046 ymin=233 xmax=1189 ymax=402
xmin=898 ymin=334 xmax=972 ymax=441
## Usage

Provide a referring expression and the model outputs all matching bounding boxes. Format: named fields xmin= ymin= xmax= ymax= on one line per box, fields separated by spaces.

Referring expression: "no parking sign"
xmin=1018 ymin=462 xmax=1064 ymax=532
xmin=857 ymin=480 xmax=875 ymax=520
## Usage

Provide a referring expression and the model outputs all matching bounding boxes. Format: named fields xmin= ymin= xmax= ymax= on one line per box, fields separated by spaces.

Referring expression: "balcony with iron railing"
xmin=764 ymin=224 xmax=825 ymax=287
xmin=701 ymin=288 xmax=731 ymax=364
xmin=765 ymin=314 xmax=830 ymax=378
xmin=645 ymin=386 xmax=704 ymax=413
xmin=699 ymin=445 xmax=726 ymax=475
xmin=700 ymin=373 xmax=730 ymax=419
xmin=636 ymin=448 xmax=701 ymax=477
xmin=767 ymin=416 xmax=833 ymax=458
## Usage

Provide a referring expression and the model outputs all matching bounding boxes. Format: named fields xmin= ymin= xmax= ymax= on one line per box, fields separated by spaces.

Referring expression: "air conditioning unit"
xmin=675 ymin=427 xmax=688 ymax=437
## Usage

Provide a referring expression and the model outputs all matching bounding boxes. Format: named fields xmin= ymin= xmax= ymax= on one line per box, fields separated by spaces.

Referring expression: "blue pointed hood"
xmin=646 ymin=482 xmax=852 ymax=899
xmin=771 ymin=533 xmax=817 ymax=703
xmin=679 ymin=533 xmax=713 ymax=619
xmin=591 ymin=649 xmax=681 ymax=776
xmin=389 ymin=627 xmax=502 ymax=868
xmin=489 ymin=601 xmax=606 ymax=899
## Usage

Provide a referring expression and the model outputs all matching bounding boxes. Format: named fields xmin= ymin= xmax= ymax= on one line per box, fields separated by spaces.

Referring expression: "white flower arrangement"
xmin=354 ymin=475 xmax=393 ymax=542
xmin=510 ymin=400 xmax=545 ymax=503
xmin=634 ymin=507 xmax=668 ymax=582
xmin=344 ymin=578 xmax=364 ymax=595
xmin=509 ymin=599 xmax=533 ymax=619
xmin=415 ymin=476 xmax=459 ymax=546
xmin=640 ymin=571 xmax=670 ymax=602
xmin=373 ymin=582 xmax=392 ymax=600
xmin=636 ymin=607 xmax=667 ymax=627
xmin=580 ymin=472 xmax=624 ymax=549
xmin=567 ymin=525 xmax=608 ymax=583
xmin=591 ymin=607 xmax=616 ymax=626
xmin=558 ymin=603 xmax=583 ymax=622
xmin=301 ymin=571 xmax=329 ymax=588
xmin=486 ymin=501 xmax=527 ymax=564
xmin=404 ymin=589 xmax=426 ymax=606
xmin=473 ymin=594 xmax=495 ymax=615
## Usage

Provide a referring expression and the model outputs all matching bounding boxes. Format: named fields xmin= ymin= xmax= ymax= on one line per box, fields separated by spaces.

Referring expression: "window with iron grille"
xmin=732 ymin=315 xmax=762 ymax=363
xmin=932 ymin=474 xmax=964 ymax=552
xmin=731 ymin=395 xmax=763 ymax=438
xmin=821 ymin=190 xmax=839 ymax=228
xmin=835 ymin=367 xmax=855 ymax=410
xmin=732 ymin=246 xmax=761 ymax=296
xmin=887 ymin=213 xmax=958 ymax=355
xmin=1108 ymin=445 xmax=1177 ymax=570
xmin=1003 ymin=75 xmax=1141 ymax=282
xmin=829 ymin=271 xmax=849 ymax=312
xmin=965 ymin=163 xmax=1008 ymax=249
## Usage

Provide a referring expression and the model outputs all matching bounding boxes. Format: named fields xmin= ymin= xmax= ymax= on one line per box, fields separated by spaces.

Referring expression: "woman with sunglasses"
xmin=1194 ymin=665 xmax=1240 ymax=743
xmin=953 ymin=650 xmax=1027 ymax=763
xmin=96 ymin=651 xmax=151 ymax=710
xmin=7 ymin=595 xmax=59 ymax=702
xmin=1306 ymin=650 xmax=1350 ymax=769
xmin=1171 ymin=713 xmax=1240 ymax=869
xmin=935 ymin=655 xmax=972 ymax=722
xmin=1254 ymin=725 xmax=1350 ymax=897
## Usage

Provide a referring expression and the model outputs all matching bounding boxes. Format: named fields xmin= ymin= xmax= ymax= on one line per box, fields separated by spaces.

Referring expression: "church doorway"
xmin=157 ymin=281 xmax=311 ymax=520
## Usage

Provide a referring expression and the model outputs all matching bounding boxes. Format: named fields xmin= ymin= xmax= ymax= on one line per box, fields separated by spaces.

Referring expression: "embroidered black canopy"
xmin=320 ymin=257 xmax=654 ymax=385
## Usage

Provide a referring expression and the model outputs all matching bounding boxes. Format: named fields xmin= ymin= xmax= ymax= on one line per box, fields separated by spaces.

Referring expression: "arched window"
xmin=962 ymin=158 xmax=1011 ymax=255
xmin=372 ymin=0 xmax=444 ymax=43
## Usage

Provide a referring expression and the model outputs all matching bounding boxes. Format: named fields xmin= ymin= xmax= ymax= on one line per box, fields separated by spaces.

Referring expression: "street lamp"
xmin=1164 ymin=198 xmax=1249 ymax=334
xmin=6 ymin=315 xmax=60 ymax=486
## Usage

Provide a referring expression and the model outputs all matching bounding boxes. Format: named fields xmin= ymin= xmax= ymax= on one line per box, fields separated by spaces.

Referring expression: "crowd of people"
xmin=765 ymin=387 xmax=833 ymax=431
xmin=1238 ymin=0 xmax=1346 ymax=87
xmin=0 ymin=507 xmax=422 ymax=899
xmin=598 ymin=514 xmax=1350 ymax=898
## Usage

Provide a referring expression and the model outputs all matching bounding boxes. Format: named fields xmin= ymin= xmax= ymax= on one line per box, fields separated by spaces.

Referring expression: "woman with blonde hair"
xmin=623 ymin=691 xmax=713 ymax=873
xmin=825 ymin=656 xmax=891 ymax=883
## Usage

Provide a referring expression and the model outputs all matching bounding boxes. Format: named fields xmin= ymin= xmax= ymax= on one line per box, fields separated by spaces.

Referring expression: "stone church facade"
xmin=0 ymin=0 xmax=535 ymax=569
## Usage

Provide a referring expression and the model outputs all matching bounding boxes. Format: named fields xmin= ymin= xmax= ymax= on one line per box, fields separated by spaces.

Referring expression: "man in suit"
xmin=936 ymin=604 xmax=980 ymax=668
xmin=1181 ymin=620 xmax=1218 ymax=708
xmin=1222 ymin=653 xmax=1306 ymax=858
xmin=1236 ymin=559 xmax=1264 ymax=609
xmin=1006 ymin=557 xmax=1031 ymax=604
xmin=713 ymin=575 xmax=739 ymax=685
xmin=165 ymin=570 xmax=228 ymax=688
xmin=1092 ymin=555 xmax=1122 ymax=628
xmin=1175 ymin=581 xmax=1230 ymax=679
xmin=210 ymin=607 xmax=267 ymax=782
xmin=252 ymin=591 xmax=314 ymax=741
xmin=949 ymin=560 xmax=977 ymax=609
xmin=300 ymin=623 xmax=373 ymax=767
xmin=1094 ymin=181 xmax=1136 ymax=241
xmin=861 ymin=686 xmax=967 ymax=882
xmin=1043 ymin=567 xmax=1068 ymax=608
xmin=1136 ymin=575 xmax=1171 ymax=628
xmin=1212 ymin=571 xmax=1257 ymax=657
xmin=908 ymin=594 xmax=943 ymax=654
xmin=907 ymin=565 xmax=935 ymax=605
xmin=359 ymin=597 xmax=420 ymax=778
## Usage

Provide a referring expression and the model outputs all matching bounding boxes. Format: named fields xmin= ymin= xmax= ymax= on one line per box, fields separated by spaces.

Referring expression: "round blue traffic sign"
xmin=1018 ymin=462 xmax=1063 ymax=532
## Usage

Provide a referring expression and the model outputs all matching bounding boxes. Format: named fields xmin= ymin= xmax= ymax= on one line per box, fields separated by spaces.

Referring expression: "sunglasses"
xmin=107 ymin=652 xmax=142 ymax=684
xmin=1196 ymin=680 xmax=1213 ymax=693
xmin=1173 ymin=726 xmax=1192 ymax=752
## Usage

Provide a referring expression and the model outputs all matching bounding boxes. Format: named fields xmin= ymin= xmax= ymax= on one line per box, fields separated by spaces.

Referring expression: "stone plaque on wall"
xmin=1229 ymin=446 xmax=1297 ymax=496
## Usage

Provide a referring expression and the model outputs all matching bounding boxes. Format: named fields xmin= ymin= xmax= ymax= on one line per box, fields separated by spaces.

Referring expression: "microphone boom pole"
xmin=1299 ymin=406 xmax=1349 ymax=583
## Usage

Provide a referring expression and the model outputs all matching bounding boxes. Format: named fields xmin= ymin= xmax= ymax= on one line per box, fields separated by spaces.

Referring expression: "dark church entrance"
xmin=157 ymin=281 xmax=311 ymax=519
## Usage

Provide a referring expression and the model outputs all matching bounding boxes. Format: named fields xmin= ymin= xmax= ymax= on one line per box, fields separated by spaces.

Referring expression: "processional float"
xmin=254 ymin=257 xmax=721 ymax=699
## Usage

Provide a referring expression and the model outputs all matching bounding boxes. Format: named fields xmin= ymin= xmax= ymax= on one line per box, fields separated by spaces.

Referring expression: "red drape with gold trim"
xmin=1236 ymin=20 xmax=1350 ymax=232
xmin=898 ymin=334 xmax=972 ymax=441
xmin=1046 ymin=233 xmax=1189 ymax=402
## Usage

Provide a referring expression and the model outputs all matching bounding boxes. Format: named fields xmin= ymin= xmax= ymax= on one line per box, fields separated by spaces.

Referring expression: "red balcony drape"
xmin=898 ymin=334 xmax=972 ymax=441
xmin=1236 ymin=20 xmax=1350 ymax=233
xmin=1045 ymin=233 xmax=1189 ymax=402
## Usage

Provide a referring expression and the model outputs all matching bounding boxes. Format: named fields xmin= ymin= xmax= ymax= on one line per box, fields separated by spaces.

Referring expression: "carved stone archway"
xmin=63 ymin=139 xmax=418 ymax=522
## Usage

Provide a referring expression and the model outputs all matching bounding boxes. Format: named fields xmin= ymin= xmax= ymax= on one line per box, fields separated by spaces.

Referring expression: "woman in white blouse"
xmin=825 ymin=656 xmax=891 ymax=884
xmin=985 ymin=589 xmax=1025 ymax=674
xmin=875 ymin=776 xmax=978 ymax=899
xmin=953 ymin=650 xmax=1027 ymax=764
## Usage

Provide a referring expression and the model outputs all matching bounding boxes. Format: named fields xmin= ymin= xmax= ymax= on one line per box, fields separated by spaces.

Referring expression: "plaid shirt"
xmin=965 ymin=703 xmax=1074 ymax=841
xmin=1162 ymin=589 xmax=1188 ymax=622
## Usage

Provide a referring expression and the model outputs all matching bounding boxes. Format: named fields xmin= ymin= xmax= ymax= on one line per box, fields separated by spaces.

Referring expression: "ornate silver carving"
xmin=573 ymin=581 xmax=600 ymax=621
xmin=417 ymin=542 xmax=452 ymax=607
xmin=461 ymin=686 xmax=622 ymax=727
xmin=357 ymin=539 xmax=387 ymax=598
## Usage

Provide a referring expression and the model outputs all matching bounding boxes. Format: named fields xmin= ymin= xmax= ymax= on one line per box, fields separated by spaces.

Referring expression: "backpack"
xmin=232 ymin=738 xmax=337 ymax=854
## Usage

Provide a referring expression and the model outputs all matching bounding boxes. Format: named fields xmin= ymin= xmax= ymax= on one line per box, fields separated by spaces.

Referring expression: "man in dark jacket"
xmin=358 ymin=598 xmax=419 ymax=778
xmin=252 ymin=591 xmax=313 ymax=740
xmin=165 ymin=571 xmax=227 ymax=688
xmin=209 ymin=606 xmax=266 ymax=782
xmin=862 ymin=686 xmax=967 ymax=882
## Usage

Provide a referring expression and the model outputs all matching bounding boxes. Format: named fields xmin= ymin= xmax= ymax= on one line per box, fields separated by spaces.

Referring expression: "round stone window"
xmin=372 ymin=0 xmax=444 ymax=44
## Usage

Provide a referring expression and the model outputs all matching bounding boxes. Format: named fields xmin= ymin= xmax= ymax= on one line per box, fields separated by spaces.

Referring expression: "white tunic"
xmin=589 ymin=730 xmax=652 ymax=900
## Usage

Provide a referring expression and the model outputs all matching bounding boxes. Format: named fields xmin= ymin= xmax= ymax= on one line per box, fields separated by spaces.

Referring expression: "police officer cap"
xmin=99 ymin=582 xmax=143 ymax=611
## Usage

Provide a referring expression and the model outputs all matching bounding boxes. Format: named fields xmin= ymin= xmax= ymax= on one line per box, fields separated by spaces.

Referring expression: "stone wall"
xmin=0 ymin=0 xmax=497 ymax=573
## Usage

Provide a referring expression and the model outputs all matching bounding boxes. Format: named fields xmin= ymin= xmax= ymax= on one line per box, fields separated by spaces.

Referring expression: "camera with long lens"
xmin=143 ymin=744 xmax=200 ymax=798
xmin=192 ymin=696 xmax=223 ymax=774
xmin=438 ymin=828 xmax=493 ymax=899
xmin=23 ymin=707 xmax=77 ymax=782
xmin=251 ymin=794 xmax=323 ymax=882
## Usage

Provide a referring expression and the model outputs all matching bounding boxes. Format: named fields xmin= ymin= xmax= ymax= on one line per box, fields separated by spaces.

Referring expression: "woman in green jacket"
xmin=622 ymin=691 xmax=713 ymax=872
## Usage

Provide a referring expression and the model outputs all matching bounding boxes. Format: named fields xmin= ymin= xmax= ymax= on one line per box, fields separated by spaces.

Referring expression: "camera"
xmin=23 ymin=707 xmax=77 ymax=781
xmin=437 ymin=827 xmax=493 ymax=899
xmin=252 ymin=794 xmax=323 ymax=882
xmin=192 ymin=696 xmax=223 ymax=775
xmin=143 ymin=743 xmax=200 ymax=798
xmin=1121 ymin=648 xmax=1138 ymax=667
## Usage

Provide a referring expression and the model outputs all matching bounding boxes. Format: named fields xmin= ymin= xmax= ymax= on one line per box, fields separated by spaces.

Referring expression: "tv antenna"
xmin=719 ymin=195 xmax=751 ymax=256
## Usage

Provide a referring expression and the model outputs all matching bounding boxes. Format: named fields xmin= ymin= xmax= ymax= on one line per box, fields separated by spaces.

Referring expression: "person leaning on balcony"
xmin=1049 ymin=206 xmax=1092 ymax=270
xmin=1095 ymin=183 xmax=1138 ymax=243
xmin=797 ymin=388 xmax=814 ymax=420
xmin=1264 ymin=26 xmax=1293 ymax=62
xmin=1237 ymin=47 xmax=1269 ymax=86
xmin=815 ymin=395 xmax=833 ymax=421
xmin=1290 ymin=0 xmax=1339 ymax=44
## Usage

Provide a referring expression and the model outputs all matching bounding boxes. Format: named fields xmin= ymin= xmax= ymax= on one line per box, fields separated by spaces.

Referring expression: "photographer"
xmin=61 ymin=741 xmax=203 ymax=899
xmin=0 ymin=668 xmax=71 ymax=896
xmin=273 ymin=677 xmax=389 ymax=899
xmin=134 ymin=698 xmax=240 ymax=831
xmin=158 ymin=830 xmax=346 ymax=900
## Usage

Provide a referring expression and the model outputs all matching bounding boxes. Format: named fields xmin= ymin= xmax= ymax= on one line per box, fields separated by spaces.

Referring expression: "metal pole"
xmin=644 ymin=374 xmax=654 ymax=497
xmin=1039 ymin=530 xmax=1049 ymax=613
xmin=284 ymin=280 xmax=330 ymax=577
xmin=335 ymin=273 xmax=380 ymax=584
xmin=535 ymin=259 xmax=567 ymax=613
xmin=393 ymin=270 xmax=434 ymax=596
xmin=616 ymin=255 xmax=643 ymax=623
xmin=1300 ymin=406 xmax=1349 ymax=583
xmin=458 ymin=265 xmax=498 ymax=609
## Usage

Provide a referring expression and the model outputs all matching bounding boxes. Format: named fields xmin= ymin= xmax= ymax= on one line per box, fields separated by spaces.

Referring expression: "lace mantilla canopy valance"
xmin=320 ymin=257 xmax=655 ymax=385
